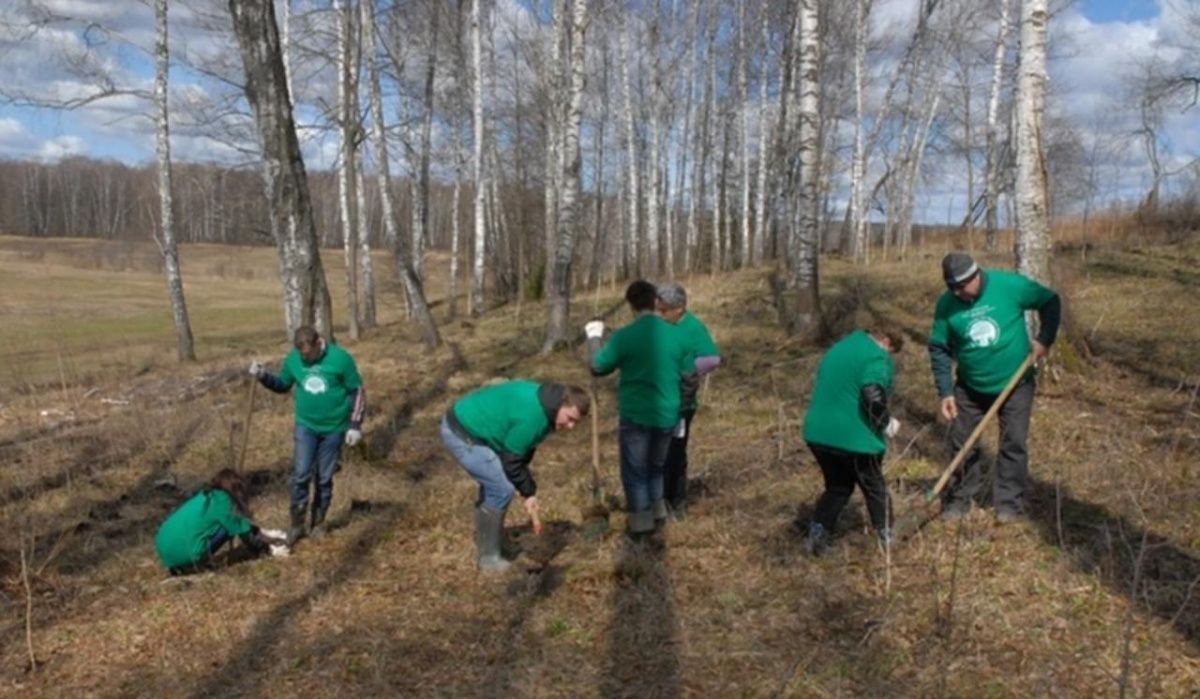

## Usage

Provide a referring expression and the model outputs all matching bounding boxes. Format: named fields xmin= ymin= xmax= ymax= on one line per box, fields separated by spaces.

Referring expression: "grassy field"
xmin=1 ymin=235 xmax=1198 ymax=696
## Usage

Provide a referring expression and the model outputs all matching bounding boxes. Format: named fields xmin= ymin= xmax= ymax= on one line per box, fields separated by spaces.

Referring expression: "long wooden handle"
xmin=590 ymin=380 xmax=602 ymax=496
xmin=926 ymin=353 xmax=1035 ymax=502
xmin=237 ymin=379 xmax=258 ymax=474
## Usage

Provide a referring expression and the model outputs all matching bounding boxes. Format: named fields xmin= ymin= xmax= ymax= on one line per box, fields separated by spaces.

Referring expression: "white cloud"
xmin=38 ymin=135 xmax=85 ymax=161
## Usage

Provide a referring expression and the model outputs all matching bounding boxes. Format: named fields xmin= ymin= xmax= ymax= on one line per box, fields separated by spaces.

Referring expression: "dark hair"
xmin=624 ymin=280 xmax=658 ymax=312
xmin=871 ymin=328 xmax=906 ymax=354
xmin=562 ymin=384 xmax=591 ymax=417
xmin=293 ymin=325 xmax=319 ymax=348
xmin=209 ymin=468 xmax=252 ymax=517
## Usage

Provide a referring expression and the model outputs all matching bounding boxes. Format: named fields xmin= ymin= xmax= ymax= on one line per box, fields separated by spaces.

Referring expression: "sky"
xmin=0 ymin=0 xmax=1193 ymax=224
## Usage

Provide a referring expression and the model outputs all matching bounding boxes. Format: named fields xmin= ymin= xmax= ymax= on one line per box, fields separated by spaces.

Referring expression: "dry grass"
xmin=1 ymin=236 xmax=1199 ymax=696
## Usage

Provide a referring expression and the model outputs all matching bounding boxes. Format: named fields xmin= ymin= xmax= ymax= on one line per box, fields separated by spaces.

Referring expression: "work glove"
xmin=672 ymin=418 xmax=687 ymax=439
xmin=884 ymin=418 xmax=901 ymax=439
xmin=248 ymin=360 xmax=265 ymax=378
xmin=345 ymin=429 xmax=363 ymax=447
xmin=584 ymin=320 xmax=605 ymax=339
xmin=259 ymin=527 xmax=288 ymax=543
xmin=269 ymin=543 xmax=291 ymax=558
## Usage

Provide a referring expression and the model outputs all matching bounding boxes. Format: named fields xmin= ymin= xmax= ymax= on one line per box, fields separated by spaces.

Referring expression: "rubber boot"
xmin=805 ymin=522 xmax=830 ymax=556
xmin=287 ymin=504 xmax=307 ymax=546
xmin=627 ymin=509 xmax=657 ymax=539
xmin=309 ymin=504 xmax=329 ymax=538
xmin=474 ymin=505 xmax=512 ymax=573
xmin=652 ymin=498 xmax=669 ymax=524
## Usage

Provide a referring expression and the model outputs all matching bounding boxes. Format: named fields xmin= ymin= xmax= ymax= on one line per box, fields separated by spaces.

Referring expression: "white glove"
xmin=884 ymin=417 xmax=900 ymax=439
xmin=584 ymin=320 xmax=605 ymax=339
xmin=269 ymin=543 xmax=290 ymax=558
xmin=345 ymin=428 xmax=362 ymax=447
xmin=248 ymin=360 xmax=265 ymax=377
xmin=259 ymin=528 xmax=287 ymax=543
xmin=673 ymin=418 xmax=687 ymax=438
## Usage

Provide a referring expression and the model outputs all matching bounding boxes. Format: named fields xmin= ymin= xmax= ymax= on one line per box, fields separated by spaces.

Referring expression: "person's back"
xmin=595 ymin=313 xmax=689 ymax=430
xmin=155 ymin=488 xmax=253 ymax=570
xmin=451 ymin=380 xmax=552 ymax=456
xmin=804 ymin=330 xmax=895 ymax=456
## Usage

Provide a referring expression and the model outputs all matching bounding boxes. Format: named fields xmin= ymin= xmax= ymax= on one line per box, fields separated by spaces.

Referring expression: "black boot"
xmin=287 ymin=504 xmax=307 ymax=545
xmin=310 ymin=504 xmax=329 ymax=538
xmin=474 ymin=505 xmax=512 ymax=572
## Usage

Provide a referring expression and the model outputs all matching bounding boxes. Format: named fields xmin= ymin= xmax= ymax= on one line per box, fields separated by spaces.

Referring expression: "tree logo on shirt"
xmin=966 ymin=318 xmax=1000 ymax=348
xmin=303 ymin=375 xmax=328 ymax=395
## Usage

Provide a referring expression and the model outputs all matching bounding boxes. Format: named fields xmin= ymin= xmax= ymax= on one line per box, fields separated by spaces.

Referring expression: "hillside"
xmin=1 ymin=236 xmax=1199 ymax=697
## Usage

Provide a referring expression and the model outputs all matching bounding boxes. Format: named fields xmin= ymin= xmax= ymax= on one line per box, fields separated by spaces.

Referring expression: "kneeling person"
xmin=441 ymin=380 xmax=589 ymax=572
xmin=155 ymin=469 xmax=279 ymax=574
xmin=802 ymin=329 xmax=903 ymax=554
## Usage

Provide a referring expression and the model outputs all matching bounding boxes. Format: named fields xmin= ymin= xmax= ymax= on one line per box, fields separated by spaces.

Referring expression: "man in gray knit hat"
xmin=929 ymin=252 xmax=1061 ymax=523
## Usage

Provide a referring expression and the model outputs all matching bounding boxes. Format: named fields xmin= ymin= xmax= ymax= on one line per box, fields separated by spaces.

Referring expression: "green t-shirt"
xmin=803 ymin=330 xmax=895 ymax=455
xmin=452 ymin=380 xmax=552 ymax=457
xmin=593 ymin=313 xmax=691 ymax=429
xmin=154 ymin=489 xmax=253 ymax=569
xmin=671 ymin=311 xmax=720 ymax=410
xmin=930 ymin=269 xmax=1056 ymax=394
xmin=279 ymin=343 xmax=362 ymax=434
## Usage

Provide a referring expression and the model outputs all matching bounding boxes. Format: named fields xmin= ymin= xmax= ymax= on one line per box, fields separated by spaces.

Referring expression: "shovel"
xmin=893 ymin=353 xmax=1035 ymax=538
xmin=236 ymin=378 xmax=258 ymax=474
xmin=581 ymin=378 xmax=611 ymax=538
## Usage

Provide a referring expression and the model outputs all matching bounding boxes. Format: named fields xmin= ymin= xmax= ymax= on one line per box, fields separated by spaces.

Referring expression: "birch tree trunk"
xmin=1014 ymin=0 xmax=1051 ymax=282
xmin=752 ymin=5 xmax=770 ymax=266
xmin=335 ymin=0 xmax=360 ymax=341
xmin=588 ymin=41 xmax=609 ymax=288
xmin=646 ymin=17 xmax=662 ymax=276
xmin=544 ymin=0 xmax=565 ymax=289
xmin=280 ymin=0 xmax=293 ymax=106
xmin=415 ymin=0 xmax=441 ymax=282
xmin=155 ymin=0 xmax=196 ymax=361
xmin=229 ymin=0 xmax=333 ymax=339
xmin=362 ymin=0 xmax=441 ymax=347
xmin=449 ymin=131 xmax=464 ymax=319
xmin=542 ymin=0 xmax=588 ymax=353
xmin=785 ymin=0 xmax=821 ymax=338
xmin=850 ymin=0 xmax=871 ymax=262
xmin=470 ymin=0 xmax=487 ymax=315
xmin=356 ymin=159 xmax=376 ymax=328
xmin=985 ymin=0 xmax=1012 ymax=252
xmin=738 ymin=0 xmax=751 ymax=269
xmin=618 ymin=21 xmax=640 ymax=277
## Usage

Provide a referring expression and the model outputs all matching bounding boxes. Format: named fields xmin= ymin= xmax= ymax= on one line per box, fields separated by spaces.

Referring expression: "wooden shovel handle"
xmin=590 ymin=380 xmax=602 ymax=494
xmin=237 ymin=379 xmax=258 ymax=474
xmin=926 ymin=353 xmax=1035 ymax=503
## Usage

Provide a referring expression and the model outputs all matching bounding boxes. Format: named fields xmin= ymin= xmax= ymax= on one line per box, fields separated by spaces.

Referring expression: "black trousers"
xmin=945 ymin=376 xmax=1035 ymax=514
xmin=663 ymin=410 xmax=696 ymax=508
xmin=808 ymin=443 xmax=891 ymax=535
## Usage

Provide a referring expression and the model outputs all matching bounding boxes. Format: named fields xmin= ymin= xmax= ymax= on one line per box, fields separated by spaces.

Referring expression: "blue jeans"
xmin=292 ymin=424 xmax=345 ymax=511
xmin=619 ymin=420 xmax=673 ymax=513
xmin=440 ymin=416 xmax=515 ymax=511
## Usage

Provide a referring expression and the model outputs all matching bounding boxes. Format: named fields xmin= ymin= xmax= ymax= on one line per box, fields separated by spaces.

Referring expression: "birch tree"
xmin=334 ymin=0 xmax=360 ymax=340
xmin=543 ymin=0 xmax=588 ymax=352
xmin=984 ymin=0 xmax=1013 ymax=252
xmin=618 ymin=18 xmax=640 ymax=276
xmin=1014 ymin=0 xmax=1051 ymax=283
xmin=362 ymin=0 xmax=441 ymax=347
xmin=752 ymin=4 xmax=771 ymax=266
xmin=470 ymin=0 xmax=487 ymax=315
xmin=415 ymin=0 xmax=441 ymax=282
xmin=849 ymin=0 xmax=872 ymax=262
xmin=155 ymin=0 xmax=196 ymax=361
xmin=783 ymin=0 xmax=821 ymax=338
xmin=228 ymin=0 xmax=333 ymax=339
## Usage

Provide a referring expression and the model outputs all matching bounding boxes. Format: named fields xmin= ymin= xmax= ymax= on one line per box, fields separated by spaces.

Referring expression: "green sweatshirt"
xmin=592 ymin=313 xmax=691 ymax=429
xmin=672 ymin=310 xmax=720 ymax=411
xmin=803 ymin=330 xmax=896 ymax=455
xmin=277 ymin=343 xmax=363 ymax=433
xmin=155 ymin=489 xmax=253 ymax=569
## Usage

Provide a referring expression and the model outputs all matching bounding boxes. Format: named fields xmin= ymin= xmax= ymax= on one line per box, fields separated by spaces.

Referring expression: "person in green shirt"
xmin=655 ymin=282 xmax=721 ymax=520
xmin=929 ymin=252 xmax=1061 ymax=523
xmin=802 ymin=329 xmax=904 ymax=555
xmin=442 ymin=380 xmax=590 ymax=572
xmin=249 ymin=326 xmax=366 ymax=544
xmin=586 ymin=280 xmax=693 ymax=537
xmin=155 ymin=469 xmax=279 ymax=574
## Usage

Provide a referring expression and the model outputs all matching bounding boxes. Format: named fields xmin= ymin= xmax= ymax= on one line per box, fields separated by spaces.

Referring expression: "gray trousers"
xmin=945 ymin=376 xmax=1035 ymax=514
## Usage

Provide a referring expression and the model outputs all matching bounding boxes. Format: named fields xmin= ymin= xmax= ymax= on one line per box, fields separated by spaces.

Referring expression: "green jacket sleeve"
xmin=591 ymin=332 xmax=620 ymax=376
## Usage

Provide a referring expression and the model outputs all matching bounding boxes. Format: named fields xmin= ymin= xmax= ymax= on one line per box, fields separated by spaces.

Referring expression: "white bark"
xmin=334 ymin=0 xmax=360 ymax=340
xmin=470 ymin=0 xmax=487 ymax=315
xmin=738 ymin=0 xmax=751 ymax=269
xmin=280 ymin=0 xmax=293 ymax=108
xmin=362 ymin=0 xmax=440 ymax=347
xmin=356 ymin=157 xmax=375 ymax=328
xmin=542 ymin=0 xmax=587 ymax=352
xmin=850 ymin=0 xmax=871 ymax=262
xmin=1015 ymin=0 xmax=1051 ymax=283
xmin=646 ymin=16 xmax=662 ymax=275
xmin=415 ymin=1 xmax=440 ymax=283
xmin=787 ymin=0 xmax=820 ymax=337
xmin=618 ymin=21 xmax=640 ymax=276
xmin=155 ymin=0 xmax=195 ymax=361
xmin=985 ymin=0 xmax=1013 ymax=252
xmin=752 ymin=4 xmax=770 ymax=266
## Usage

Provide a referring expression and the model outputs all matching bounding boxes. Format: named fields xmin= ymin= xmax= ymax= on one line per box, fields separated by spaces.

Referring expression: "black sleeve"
xmin=239 ymin=527 xmax=270 ymax=554
xmin=860 ymin=384 xmax=891 ymax=433
xmin=499 ymin=449 xmax=537 ymax=497
xmin=587 ymin=337 xmax=614 ymax=377
xmin=1036 ymin=294 xmax=1061 ymax=347
xmin=679 ymin=371 xmax=702 ymax=411
xmin=928 ymin=343 xmax=955 ymax=398
xmin=259 ymin=372 xmax=291 ymax=394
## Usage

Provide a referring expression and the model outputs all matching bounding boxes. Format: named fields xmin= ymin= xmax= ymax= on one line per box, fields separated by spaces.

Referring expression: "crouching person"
xmin=155 ymin=469 xmax=278 ymax=575
xmin=801 ymin=328 xmax=904 ymax=555
xmin=441 ymin=380 xmax=589 ymax=572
